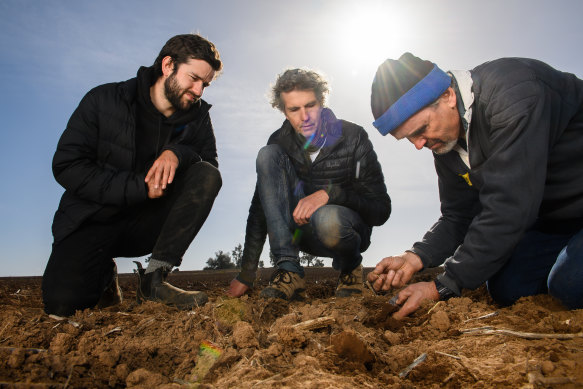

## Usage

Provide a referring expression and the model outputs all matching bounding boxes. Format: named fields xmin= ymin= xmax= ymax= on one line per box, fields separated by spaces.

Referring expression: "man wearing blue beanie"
xmin=368 ymin=53 xmax=583 ymax=318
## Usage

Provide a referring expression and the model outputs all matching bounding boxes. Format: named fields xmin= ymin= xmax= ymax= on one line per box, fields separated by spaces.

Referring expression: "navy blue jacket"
xmin=411 ymin=58 xmax=583 ymax=294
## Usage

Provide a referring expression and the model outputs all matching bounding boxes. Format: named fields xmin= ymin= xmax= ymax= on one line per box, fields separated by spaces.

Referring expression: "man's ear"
xmin=443 ymin=87 xmax=457 ymax=109
xmin=161 ymin=56 xmax=175 ymax=77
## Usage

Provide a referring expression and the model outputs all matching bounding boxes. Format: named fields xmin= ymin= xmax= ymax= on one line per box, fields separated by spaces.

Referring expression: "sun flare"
xmin=330 ymin=3 xmax=413 ymax=75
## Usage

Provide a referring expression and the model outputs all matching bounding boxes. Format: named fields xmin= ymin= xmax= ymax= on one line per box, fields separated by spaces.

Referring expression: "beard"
xmin=164 ymin=72 xmax=199 ymax=112
xmin=431 ymin=139 xmax=458 ymax=155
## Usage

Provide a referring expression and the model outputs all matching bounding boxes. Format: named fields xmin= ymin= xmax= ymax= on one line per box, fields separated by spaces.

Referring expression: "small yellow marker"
xmin=459 ymin=172 xmax=473 ymax=186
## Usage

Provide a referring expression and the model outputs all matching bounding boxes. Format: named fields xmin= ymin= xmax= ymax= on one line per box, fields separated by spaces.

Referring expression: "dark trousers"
xmin=42 ymin=162 xmax=222 ymax=316
xmin=487 ymin=226 xmax=583 ymax=309
xmin=256 ymin=144 xmax=371 ymax=276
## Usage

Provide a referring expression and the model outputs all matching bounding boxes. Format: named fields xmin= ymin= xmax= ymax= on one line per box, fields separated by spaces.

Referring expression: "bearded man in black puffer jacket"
xmin=43 ymin=34 xmax=223 ymax=316
xmin=228 ymin=68 xmax=391 ymax=300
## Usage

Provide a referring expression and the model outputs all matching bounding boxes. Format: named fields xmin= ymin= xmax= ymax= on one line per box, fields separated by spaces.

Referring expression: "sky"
xmin=1 ymin=0 xmax=583 ymax=277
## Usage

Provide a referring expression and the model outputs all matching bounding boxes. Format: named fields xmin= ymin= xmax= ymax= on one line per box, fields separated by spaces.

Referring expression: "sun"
xmin=329 ymin=3 xmax=414 ymax=76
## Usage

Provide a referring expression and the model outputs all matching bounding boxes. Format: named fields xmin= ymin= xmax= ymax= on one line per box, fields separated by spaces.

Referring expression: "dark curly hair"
xmin=270 ymin=68 xmax=329 ymax=111
xmin=153 ymin=34 xmax=222 ymax=77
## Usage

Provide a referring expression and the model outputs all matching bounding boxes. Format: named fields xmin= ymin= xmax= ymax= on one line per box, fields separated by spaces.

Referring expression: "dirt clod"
xmin=126 ymin=367 xmax=169 ymax=387
xmin=429 ymin=310 xmax=451 ymax=331
xmin=331 ymin=329 xmax=374 ymax=364
xmin=382 ymin=330 xmax=401 ymax=345
xmin=232 ymin=321 xmax=259 ymax=349
xmin=0 ymin=267 xmax=582 ymax=388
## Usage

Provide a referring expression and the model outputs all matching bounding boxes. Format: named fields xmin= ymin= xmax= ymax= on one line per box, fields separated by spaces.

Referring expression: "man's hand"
xmin=391 ymin=281 xmax=439 ymax=320
xmin=367 ymin=251 xmax=423 ymax=292
xmin=293 ymin=190 xmax=329 ymax=225
xmin=226 ymin=279 xmax=250 ymax=297
xmin=146 ymin=182 xmax=165 ymax=199
xmin=145 ymin=150 xmax=179 ymax=193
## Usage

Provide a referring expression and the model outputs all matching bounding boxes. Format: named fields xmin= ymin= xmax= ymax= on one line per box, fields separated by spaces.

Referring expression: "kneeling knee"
xmin=191 ymin=162 xmax=222 ymax=193
xmin=256 ymin=145 xmax=283 ymax=169
xmin=311 ymin=208 xmax=342 ymax=248
xmin=42 ymin=284 xmax=96 ymax=316
xmin=548 ymin=272 xmax=583 ymax=309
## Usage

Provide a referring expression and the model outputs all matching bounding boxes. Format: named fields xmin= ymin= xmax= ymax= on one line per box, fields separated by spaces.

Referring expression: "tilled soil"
xmin=1 ymin=267 xmax=582 ymax=388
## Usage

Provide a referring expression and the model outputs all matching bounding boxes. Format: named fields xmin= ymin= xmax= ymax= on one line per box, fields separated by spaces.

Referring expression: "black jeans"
xmin=42 ymin=161 xmax=221 ymax=316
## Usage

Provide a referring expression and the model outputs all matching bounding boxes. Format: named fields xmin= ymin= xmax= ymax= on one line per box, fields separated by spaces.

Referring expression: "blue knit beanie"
xmin=371 ymin=52 xmax=451 ymax=135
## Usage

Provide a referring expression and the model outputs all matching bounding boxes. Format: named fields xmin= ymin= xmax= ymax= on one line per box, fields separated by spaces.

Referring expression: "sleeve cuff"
xmin=161 ymin=146 xmax=183 ymax=166
xmin=326 ymin=184 xmax=346 ymax=205
xmin=436 ymin=272 xmax=462 ymax=297
xmin=408 ymin=247 xmax=429 ymax=270
xmin=236 ymin=270 xmax=256 ymax=288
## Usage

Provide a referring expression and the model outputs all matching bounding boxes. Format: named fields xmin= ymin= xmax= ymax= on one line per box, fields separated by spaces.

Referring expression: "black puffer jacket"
xmin=237 ymin=109 xmax=391 ymax=285
xmin=51 ymin=67 xmax=218 ymax=243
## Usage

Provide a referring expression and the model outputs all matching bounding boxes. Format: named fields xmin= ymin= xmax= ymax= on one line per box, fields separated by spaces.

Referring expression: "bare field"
xmin=1 ymin=267 xmax=582 ymax=388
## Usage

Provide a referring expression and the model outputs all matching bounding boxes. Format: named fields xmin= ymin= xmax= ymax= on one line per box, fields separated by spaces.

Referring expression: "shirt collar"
xmin=448 ymin=70 xmax=474 ymax=135
xmin=449 ymin=70 xmax=474 ymax=169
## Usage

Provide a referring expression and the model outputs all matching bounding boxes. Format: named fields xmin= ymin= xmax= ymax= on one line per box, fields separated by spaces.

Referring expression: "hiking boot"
xmin=336 ymin=264 xmax=364 ymax=297
xmin=260 ymin=269 xmax=306 ymax=301
xmin=97 ymin=263 xmax=123 ymax=308
xmin=134 ymin=261 xmax=208 ymax=309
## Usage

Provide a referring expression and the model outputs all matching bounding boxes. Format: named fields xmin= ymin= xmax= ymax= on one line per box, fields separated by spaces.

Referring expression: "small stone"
xmin=541 ymin=360 xmax=555 ymax=375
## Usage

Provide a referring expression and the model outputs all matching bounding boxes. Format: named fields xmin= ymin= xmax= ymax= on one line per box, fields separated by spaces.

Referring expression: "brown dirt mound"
xmin=1 ymin=267 xmax=582 ymax=388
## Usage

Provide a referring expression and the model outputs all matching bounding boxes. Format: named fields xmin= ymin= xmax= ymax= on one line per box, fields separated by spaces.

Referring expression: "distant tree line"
xmin=268 ymin=252 xmax=324 ymax=267
xmin=204 ymin=243 xmax=244 ymax=270
xmin=204 ymin=243 xmax=324 ymax=270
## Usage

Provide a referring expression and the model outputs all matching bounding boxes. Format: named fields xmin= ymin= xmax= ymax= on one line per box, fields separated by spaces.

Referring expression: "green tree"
xmin=204 ymin=250 xmax=235 ymax=270
xmin=300 ymin=252 xmax=318 ymax=267
xmin=268 ymin=251 xmax=321 ymax=267
xmin=231 ymin=243 xmax=243 ymax=268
